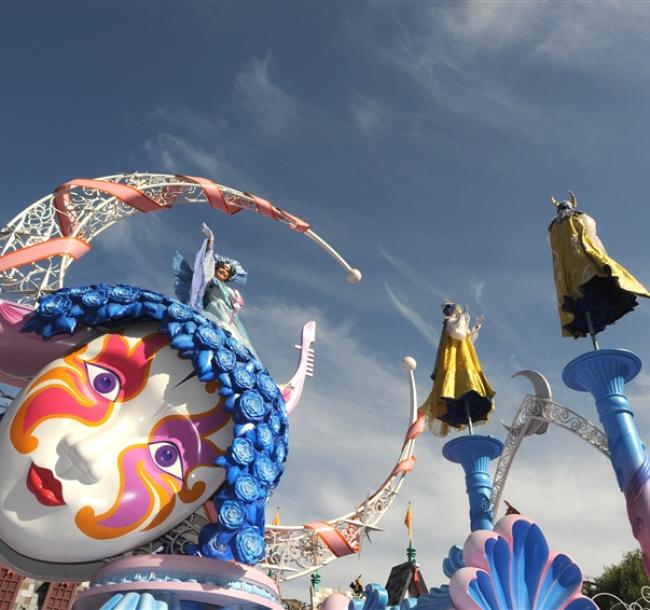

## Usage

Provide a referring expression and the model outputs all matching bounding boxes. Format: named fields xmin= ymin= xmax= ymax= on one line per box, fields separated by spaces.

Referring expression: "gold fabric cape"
xmin=549 ymin=212 xmax=650 ymax=337
xmin=419 ymin=328 xmax=495 ymax=437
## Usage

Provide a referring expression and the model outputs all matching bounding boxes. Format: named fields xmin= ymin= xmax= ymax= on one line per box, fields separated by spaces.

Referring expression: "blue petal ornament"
xmin=109 ymin=285 xmax=139 ymax=304
xmin=167 ymin=301 xmax=194 ymax=322
xmin=219 ymin=500 xmax=246 ymax=530
xmin=39 ymin=294 xmax=71 ymax=318
xmin=215 ymin=347 xmax=236 ymax=371
xmin=232 ymin=365 xmax=256 ymax=390
xmin=235 ymin=475 xmax=261 ymax=502
xmin=196 ymin=324 xmax=226 ymax=350
xmin=231 ymin=438 xmax=255 ymax=466
xmin=237 ymin=390 xmax=266 ymax=422
xmin=257 ymin=372 xmax=278 ymax=400
xmin=234 ymin=526 xmax=265 ymax=564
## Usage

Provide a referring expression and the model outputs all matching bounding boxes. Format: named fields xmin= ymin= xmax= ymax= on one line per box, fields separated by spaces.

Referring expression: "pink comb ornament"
xmin=279 ymin=321 xmax=316 ymax=416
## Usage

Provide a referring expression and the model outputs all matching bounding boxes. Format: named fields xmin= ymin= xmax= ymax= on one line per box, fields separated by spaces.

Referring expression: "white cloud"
xmin=380 ymin=247 xmax=449 ymax=303
xmin=234 ymin=53 xmax=304 ymax=137
xmin=144 ymin=133 xmax=244 ymax=187
xmin=349 ymin=93 xmax=387 ymax=137
xmin=385 ymin=282 xmax=438 ymax=348
xmin=356 ymin=1 xmax=650 ymax=131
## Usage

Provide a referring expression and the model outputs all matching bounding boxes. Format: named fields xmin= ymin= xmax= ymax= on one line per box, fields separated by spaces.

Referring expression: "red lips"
xmin=26 ymin=463 xmax=65 ymax=507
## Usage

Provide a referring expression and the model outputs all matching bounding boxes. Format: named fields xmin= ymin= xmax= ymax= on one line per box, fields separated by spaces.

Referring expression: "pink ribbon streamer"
xmin=305 ymin=521 xmax=357 ymax=557
xmin=389 ymin=456 xmax=417 ymax=478
xmin=0 ymin=237 xmax=91 ymax=272
xmin=54 ymin=179 xmax=168 ymax=236
xmin=405 ymin=414 xmax=426 ymax=442
xmin=246 ymin=193 xmax=310 ymax=233
xmin=177 ymin=174 xmax=243 ymax=216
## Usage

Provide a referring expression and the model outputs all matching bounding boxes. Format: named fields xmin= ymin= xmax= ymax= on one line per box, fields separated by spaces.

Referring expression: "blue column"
xmin=442 ymin=435 xmax=503 ymax=531
xmin=563 ymin=349 xmax=647 ymax=493
xmin=563 ymin=348 xmax=650 ymax=576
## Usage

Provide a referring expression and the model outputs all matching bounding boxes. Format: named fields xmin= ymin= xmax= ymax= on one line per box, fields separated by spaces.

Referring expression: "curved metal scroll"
xmin=490 ymin=374 xmax=609 ymax=519
xmin=0 ymin=173 xmax=361 ymax=305
xmin=260 ymin=356 xmax=423 ymax=581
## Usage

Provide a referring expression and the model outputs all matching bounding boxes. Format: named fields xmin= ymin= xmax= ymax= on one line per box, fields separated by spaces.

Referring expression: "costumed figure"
xmin=419 ymin=302 xmax=495 ymax=437
xmin=350 ymin=575 xmax=364 ymax=598
xmin=0 ymin=284 xmax=288 ymax=575
xmin=549 ymin=191 xmax=650 ymax=342
xmin=174 ymin=223 xmax=256 ymax=356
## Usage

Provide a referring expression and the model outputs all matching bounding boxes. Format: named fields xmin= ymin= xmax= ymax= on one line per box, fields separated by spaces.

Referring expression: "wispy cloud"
xmin=468 ymin=275 xmax=536 ymax=370
xmin=380 ymin=247 xmax=449 ymax=303
xmin=234 ymin=53 xmax=305 ymax=137
xmin=355 ymin=1 xmax=650 ymax=132
xmin=385 ymin=282 xmax=438 ymax=347
xmin=144 ymin=133 xmax=237 ymax=181
xmin=348 ymin=92 xmax=387 ymax=137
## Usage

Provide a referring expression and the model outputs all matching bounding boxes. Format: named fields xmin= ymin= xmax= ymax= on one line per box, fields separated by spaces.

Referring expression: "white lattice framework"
xmin=490 ymin=393 xmax=609 ymax=517
xmin=260 ymin=358 xmax=421 ymax=581
xmin=0 ymin=173 xmax=360 ymax=305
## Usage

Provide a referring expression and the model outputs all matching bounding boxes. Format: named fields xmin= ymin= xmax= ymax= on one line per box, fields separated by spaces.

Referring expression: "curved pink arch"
xmin=0 ymin=237 xmax=91 ymax=272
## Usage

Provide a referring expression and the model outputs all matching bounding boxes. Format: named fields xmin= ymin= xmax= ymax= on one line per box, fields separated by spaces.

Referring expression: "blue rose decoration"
xmin=255 ymin=423 xmax=273 ymax=450
xmin=232 ymin=365 xmax=255 ymax=390
xmin=215 ymin=347 xmax=236 ymax=371
xmin=231 ymin=438 xmax=255 ymax=466
xmin=275 ymin=441 xmax=287 ymax=464
xmin=234 ymin=526 xmax=265 ymax=564
xmin=109 ymin=285 xmax=139 ymax=304
xmin=81 ymin=289 xmax=108 ymax=308
xmin=167 ymin=301 xmax=194 ymax=321
xmin=227 ymin=336 xmax=251 ymax=360
xmin=139 ymin=289 xmax=165 ymax=303
xmin=195 ymin=324 xmax=225 ymax=350
xmin=39 ymin=294 xmax=71 ymax=318
xmin=235 ymin=475 xmax=261 ymax=502
xmin=64 ymin=286 xmax=87 ymax=297
xmin=219 ymin=500 xmax=246 ymax=530
xmin=256 ymin=372 xmax=278 ymax=400
xmin=269 ymin=414 xmax=282 ymax=434
xmin=237 ymin=390 xmax=266 ymax=422
xmin=254 ymin=453 xmax=278 ymax=486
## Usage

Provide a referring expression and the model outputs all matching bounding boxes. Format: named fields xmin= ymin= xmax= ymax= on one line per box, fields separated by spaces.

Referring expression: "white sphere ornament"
xmin=346 ymin=268 xmax=362 ymax=284
xmin=401 ymin=356 xmax=417 ymax=372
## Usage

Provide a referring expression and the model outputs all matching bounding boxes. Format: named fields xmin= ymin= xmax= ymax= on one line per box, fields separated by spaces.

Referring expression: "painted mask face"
xmin=0 ymin=324 xmax=232 ymax=563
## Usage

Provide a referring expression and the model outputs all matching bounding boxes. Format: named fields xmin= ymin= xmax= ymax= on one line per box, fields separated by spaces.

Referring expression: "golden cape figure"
xmin=549 ymin=192 xmax=650 ymax=338
xmin=420 ymin=303 xmax=495 ymax=437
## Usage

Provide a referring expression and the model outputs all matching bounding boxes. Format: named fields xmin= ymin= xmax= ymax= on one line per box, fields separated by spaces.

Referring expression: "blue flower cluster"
xmin=23 ymin=283 xmax=288 ymax=566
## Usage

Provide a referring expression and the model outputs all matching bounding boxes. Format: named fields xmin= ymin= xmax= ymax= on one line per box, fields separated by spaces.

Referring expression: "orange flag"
xmin=272 ymin=507 xmax=280 ymax=526
xmin=404 ymin=502 xmax=413 ymax=544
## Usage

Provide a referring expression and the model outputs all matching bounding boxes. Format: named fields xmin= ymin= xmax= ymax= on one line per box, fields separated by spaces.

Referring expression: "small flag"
xmin=272 ymin=507 xmax=280 ymax=526
xmin=404 ymin=502 xmax=413 ymax=544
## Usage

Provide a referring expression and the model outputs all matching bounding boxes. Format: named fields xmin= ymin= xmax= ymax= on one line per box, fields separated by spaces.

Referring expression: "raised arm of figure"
xmin=201 ymin=222 xmax=214 ymax=249
xmin=470 ymin=314 xmax=485 ymax=344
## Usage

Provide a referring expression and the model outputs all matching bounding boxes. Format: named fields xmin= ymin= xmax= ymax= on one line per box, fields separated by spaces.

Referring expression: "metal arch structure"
xmin=489 ymin=370 xmax=609 ymax=519
xmin=260 ymin=356 xmax=424 ymax=582
xmin=0 ymin=173 xmax=361 ymax=305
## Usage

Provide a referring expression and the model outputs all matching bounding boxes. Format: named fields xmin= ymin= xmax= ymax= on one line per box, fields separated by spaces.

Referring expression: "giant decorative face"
xmin=0 ymin=324 xmax=232 ymax=563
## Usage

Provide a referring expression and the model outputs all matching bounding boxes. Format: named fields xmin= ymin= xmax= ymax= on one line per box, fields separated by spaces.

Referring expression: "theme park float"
xmin=0 ymin=174 xmax=423 ymax=609
xmin=348 ymin=192 xmax=650 ymax=610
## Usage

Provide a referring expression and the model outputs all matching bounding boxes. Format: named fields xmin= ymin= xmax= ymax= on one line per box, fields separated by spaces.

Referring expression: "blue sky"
xmin=3 ymin=0 xmax=650 ymax=600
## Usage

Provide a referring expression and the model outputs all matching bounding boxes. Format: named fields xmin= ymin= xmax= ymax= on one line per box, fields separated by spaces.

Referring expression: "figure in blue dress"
xmin=173 ymin=223 xmax=256 ymax=355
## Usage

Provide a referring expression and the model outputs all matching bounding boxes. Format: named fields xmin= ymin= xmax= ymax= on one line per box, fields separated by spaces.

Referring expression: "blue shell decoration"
xmin=23 ymin=284 xmax=288 ymax=566
xmin=449 ymin=515 xmax=597 ymax=610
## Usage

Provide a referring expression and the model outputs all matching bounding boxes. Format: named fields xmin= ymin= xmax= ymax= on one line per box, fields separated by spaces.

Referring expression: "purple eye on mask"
xmin=85 ymin=362 xmax=122 ymax=401
xmin=149 ymin=441 xmax=183 ymax=480
xmin=94 ymin=372 xmax=117 ymax=394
